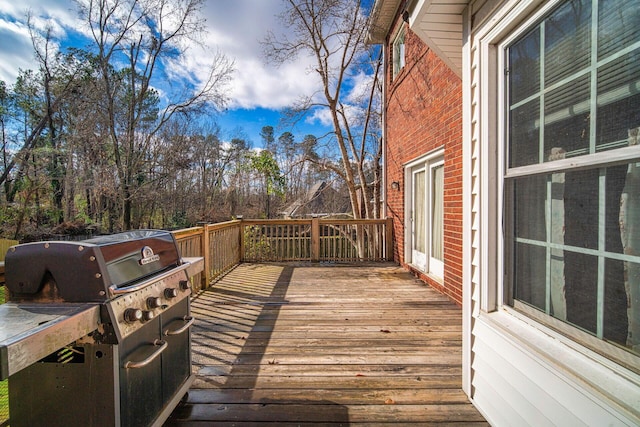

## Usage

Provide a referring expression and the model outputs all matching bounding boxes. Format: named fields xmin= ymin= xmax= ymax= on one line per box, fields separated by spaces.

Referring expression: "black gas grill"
xmin=0 ymin=230 xmax=203 ymax=427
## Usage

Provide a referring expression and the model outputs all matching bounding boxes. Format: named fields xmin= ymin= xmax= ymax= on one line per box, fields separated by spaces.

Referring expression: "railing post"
xmin=202 ymin=224 xmax=211 ymax=288
xmin=311 ymin=217 xmax=320 ymax=262
xmin=239 ymin=219 xmax=245 ymax=262
xmin=385 ymin=217 xmax=394 ymax=261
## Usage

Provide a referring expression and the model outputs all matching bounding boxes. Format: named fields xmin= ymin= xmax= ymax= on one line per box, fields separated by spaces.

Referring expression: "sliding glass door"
xmin=408 ymin=154 xmax=444 ymax=278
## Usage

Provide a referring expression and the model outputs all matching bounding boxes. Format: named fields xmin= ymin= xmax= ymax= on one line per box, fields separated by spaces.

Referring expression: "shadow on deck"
xmin=165 ymin=263 xmax=487 ymax=426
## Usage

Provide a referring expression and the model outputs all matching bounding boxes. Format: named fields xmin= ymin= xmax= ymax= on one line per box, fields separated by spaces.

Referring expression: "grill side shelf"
xmin=0 ymin=303 xmax=101 ymax=380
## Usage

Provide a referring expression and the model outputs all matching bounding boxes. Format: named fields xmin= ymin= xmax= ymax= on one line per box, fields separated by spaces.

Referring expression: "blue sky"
xmin=0 ymin=0 xmax=360 ymax=148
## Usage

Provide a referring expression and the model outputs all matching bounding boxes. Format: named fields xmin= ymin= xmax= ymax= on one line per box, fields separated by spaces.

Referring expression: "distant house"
xmin=280 ymin=181 xmax=350 ymax=218
xmin=370 ymin=0 xmax=640 ymax=425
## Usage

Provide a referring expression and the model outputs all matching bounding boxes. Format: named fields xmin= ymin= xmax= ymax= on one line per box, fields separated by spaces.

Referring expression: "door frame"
xmin=404 ymin=149 xmax=445 ymax=278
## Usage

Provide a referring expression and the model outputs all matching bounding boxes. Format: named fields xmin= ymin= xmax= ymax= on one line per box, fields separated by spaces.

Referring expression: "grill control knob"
xmin=179 ymin=280 xmax=191 ymax=290
xmin=147 ymin=297 xmax=162 ymax=309
xmin=124 ymin=308 xmax=143 ymax=323
xmin=142 ymin=310 xmax=155 ymax=321
xmin=164 ymin=288 xmax=178 ymax=299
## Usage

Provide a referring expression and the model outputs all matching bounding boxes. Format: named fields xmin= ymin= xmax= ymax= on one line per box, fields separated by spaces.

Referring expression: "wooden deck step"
xmin=165 ymin=263 xmax=487 ymax=426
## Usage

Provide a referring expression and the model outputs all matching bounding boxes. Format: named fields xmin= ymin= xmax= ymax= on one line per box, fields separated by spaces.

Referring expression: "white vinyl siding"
xmin=472 ymin=314 xmax=640 ymax=426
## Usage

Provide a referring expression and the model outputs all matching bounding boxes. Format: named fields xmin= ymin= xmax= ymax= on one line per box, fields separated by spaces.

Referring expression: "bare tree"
xmin=263 ymin=0 xmax=382 ymax=220
xmin=78 ymin=0 xmax=234 ymax=230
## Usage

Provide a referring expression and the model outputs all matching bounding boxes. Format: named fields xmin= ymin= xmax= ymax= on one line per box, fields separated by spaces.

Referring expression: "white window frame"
xmin=404 ymin=149 xmax=445 ymax=279
xmin=495 ymin=0 xmax=640 ymax=372
xmin=392 ymin=26 xmax=406 ymax=80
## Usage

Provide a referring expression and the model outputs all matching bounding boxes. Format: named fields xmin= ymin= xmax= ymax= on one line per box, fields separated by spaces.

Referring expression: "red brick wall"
xmin=384 ymin=20 xmax=463 ymax=305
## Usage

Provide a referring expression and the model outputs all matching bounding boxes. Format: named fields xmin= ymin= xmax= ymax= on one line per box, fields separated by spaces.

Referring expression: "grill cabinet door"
xmin=9 ymin=343 xmax=117 ymax=427
xmin=161 ymin=298 xmax=192 ymax=400
xmin=120 ymin=315 xmax=163 ymax=427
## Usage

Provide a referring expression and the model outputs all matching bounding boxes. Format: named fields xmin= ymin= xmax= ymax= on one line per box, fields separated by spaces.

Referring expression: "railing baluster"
xmin=173 ymin=219 xmax=390 ymax=287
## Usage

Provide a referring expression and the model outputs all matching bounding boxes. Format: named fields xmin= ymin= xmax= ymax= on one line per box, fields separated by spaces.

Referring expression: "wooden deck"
xmin=165 ymin=263 xmax=487 ymax=426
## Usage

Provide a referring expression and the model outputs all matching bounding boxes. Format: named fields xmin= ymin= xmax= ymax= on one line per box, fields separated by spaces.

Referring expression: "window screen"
xmin=506 ymin=0 xmax=640 ymax=362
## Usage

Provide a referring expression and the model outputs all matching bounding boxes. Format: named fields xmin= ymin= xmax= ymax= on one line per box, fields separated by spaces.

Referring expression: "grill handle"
xmin=124 ymin=339 xmax=167 ymax=369
xmin=164 ymin=316 xmax=195 ymax=336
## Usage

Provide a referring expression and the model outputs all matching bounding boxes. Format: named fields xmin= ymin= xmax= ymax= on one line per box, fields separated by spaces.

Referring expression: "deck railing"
xmin=172 ymin=221 xmax=242 ymax=291
xmin=172 ymin=218 xmax=393 ymax=289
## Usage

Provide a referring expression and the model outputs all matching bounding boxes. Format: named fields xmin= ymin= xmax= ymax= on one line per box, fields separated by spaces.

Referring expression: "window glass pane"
xmin=509 ymin=162 xmax=640 ymax=357
xmin=393 ymin=28 xmax=405 ymax=79
xmin=604 ymin=258 xmax=628 ymax=345
xmin=563 ymin=251 xmax=599 ymax=333
xmin=544 ymin=0 xmax=591 ymax=86
xmin=431 ymin=164 xmax=444 ymax=261
xmin=514 ymin=175 xmax=547 ymax=242
xmin=563 ymin=169 xmax=598 ymax=251
xmin=509 ymin=27 xmax=540 ymax=105
xmin=509 ymin=99 xmax=540 ymax=167
xmin=414 ymin=170 xmax=425 ymax=253
xmin=544 ymin=74 xmax=591 ymax=157
xmin=596 ymin=48 xmax=640 ymax=151
xmin=598 ymin=0 xmax=640 ymax=60
xmin=508 ymin=0 xmax=639 ymax=169
xmin=620 ymin=162 xmax=640 ymax=351
xmin=514 ymin=242 xmax=547 ymax=310
xmin=621 ymin=261 xmax=640 ymax=351
xmin=606 ymin=165 xmax=629 ymax=254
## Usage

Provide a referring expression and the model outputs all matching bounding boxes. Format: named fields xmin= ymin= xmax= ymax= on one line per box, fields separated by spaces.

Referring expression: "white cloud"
xmin=345 ymin=70 xmax=376 ymax=104
xmin=0 ymin=18 xmax=34 ymax=82
xmin=0 ymin=0 xmax=84 ymax=83
xmin=228 ymin=56 xmax=320 ymax=110
xmin=194 ymin=0 xmax=322 ymax=110
xmin=307 ymin=108 xmax=333 ymax=127
xmin=0 ymin=0 xmax=325 ymax=113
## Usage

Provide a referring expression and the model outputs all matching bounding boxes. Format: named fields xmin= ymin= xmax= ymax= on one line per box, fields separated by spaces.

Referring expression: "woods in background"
xmin=0 ymin=0 xmax=381 ymax=241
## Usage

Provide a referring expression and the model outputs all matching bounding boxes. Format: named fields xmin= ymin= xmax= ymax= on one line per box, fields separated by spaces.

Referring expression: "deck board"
xmin=165 ymin=263 xmax=487 ymax=425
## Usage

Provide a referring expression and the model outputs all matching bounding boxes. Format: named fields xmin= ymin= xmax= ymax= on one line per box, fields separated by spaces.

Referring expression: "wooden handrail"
xmin=206 ymin=219 xmax=243 ymax=231
xmin=171 ymin=227 xmax=203 ymax=238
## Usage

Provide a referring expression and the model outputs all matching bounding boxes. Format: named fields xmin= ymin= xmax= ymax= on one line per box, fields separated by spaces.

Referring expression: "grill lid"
xmin=5 ymin=230 xmax=181 ymax=302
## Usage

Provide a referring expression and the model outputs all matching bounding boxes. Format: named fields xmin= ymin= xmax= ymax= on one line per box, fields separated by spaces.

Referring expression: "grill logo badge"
xmin=140 ymin=246 xmax=160 ymax=265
